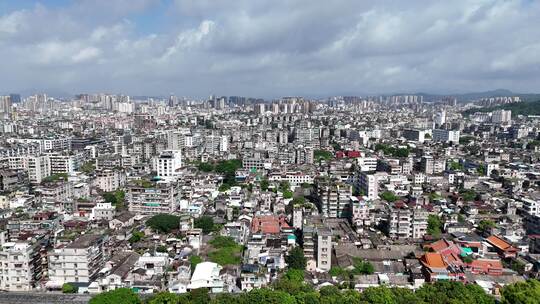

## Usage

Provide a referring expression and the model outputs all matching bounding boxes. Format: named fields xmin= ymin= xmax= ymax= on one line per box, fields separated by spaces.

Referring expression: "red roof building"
xmin=486 ymin=235 xmax=519 ymax=258
xmin=469 ymin=259 xmax=503 ymax=276
xmin=251 ymin=215 xmax=290 ymax=235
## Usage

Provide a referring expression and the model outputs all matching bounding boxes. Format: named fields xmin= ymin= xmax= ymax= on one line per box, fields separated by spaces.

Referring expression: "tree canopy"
xmin=194 ymin=216 xmax=219 ymax=234
xmin=146 ymin=214 xmax=180 ymax=234
xmin=501 ymin=279 xmax=540 ymax=304
xmin=285 ymin=246 xmax=307 ymax=270
xmin=89 ymin=288 xmax=141 ymax=304
xmin=427 ymin=215 xmax=443 ymax=238
xmin=89 ymin=280 xmax=540 ymax=304
xmin=380 ymin=191 xmax=399 ymax=202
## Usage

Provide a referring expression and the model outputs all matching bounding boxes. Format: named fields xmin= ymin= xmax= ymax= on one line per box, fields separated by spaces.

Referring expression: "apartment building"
xmin=127 ymin=182 xmax=180 ymax=214
xmin=154 ymin=150 xmax=182 ymax=181
xmin=432 ymin=129 xmax=460 ymax=144
xmin=388 ymin=206 xmax=428 ymax=239
xmin=48 ymin=234 xmax=104 ymax=285
xmin=0 ymin=242 xmax=43 ymax=291
xmin=357 ymin=172 xmax=379 ymax=200
xmin=94 ymin=169 xmax=126 ymax=192
xmin=318 ymin=182 xmax=352 ymax=218
xmin=316 ymin=228 xmax=332 ymax=271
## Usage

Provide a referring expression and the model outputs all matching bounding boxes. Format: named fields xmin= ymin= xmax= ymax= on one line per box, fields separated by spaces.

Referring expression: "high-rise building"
xmin=168 ymin=95 xmax=178 ymax=107
xmin=0 ymin=96 xmax=13 ymax=114
xmin=155 ymin=150 xmax=182 ymax=181
xmin=9 ymin=94 xmax=21 ymax=103
xmin=388 ymin=206 xmax=428 ymax=239
xmin=421 ymin=155 xmax=434 ymax=175
xmin=492 ymin=110 xmax=511 ymax=124
xmin=434 ymin=111 xmax=446 ymax=126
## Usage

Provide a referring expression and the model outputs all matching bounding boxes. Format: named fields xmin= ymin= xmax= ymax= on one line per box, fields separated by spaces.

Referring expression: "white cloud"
xmin=0 ymin=0 xmax=540 ymax=97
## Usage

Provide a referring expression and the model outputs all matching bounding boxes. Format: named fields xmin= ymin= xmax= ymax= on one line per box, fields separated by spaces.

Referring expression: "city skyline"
xmin=1 ymin=0 xmax=540 ymax=98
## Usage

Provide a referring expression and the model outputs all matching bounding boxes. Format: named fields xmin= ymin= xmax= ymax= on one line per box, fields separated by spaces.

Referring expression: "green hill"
xmin=462 ymin=100 xmax=540 ymax=117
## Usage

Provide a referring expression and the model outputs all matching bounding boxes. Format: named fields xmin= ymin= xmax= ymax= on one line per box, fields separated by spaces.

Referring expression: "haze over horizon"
xmin=1 ymin=0 xmax=540 ymax=98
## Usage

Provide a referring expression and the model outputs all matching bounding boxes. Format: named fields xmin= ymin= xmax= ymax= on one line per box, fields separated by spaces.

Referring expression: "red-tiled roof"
xmin=486 ymin=235 xmax=512 ymax=251
xmin=471 ymin=259 xmax=502 ymax=269
xmin=421 ymin=253 xmax=447 ymax=268
xmin=251 ymin=215 xmax=290 ymax=234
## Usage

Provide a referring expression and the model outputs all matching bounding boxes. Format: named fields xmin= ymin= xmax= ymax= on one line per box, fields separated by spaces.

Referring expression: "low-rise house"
xmin=188 ymin=262 xmax=224 ymax=293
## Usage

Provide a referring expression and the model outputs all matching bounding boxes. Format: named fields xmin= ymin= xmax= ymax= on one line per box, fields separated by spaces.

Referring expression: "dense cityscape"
xmin=0 ymin=92 xmax=539 ymax=304
xmin=2 ymin=0 xmax=540 ymax=303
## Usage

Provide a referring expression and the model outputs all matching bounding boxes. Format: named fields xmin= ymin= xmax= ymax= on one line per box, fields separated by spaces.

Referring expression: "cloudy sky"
xmin=1 ymin=0 xmax=539 ymax=98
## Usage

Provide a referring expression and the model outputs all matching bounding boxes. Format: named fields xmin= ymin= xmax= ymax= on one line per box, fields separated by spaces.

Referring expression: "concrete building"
xmin=46 ymin=153 xmax=83 ymax=174
xmin=188 ymin=262 xmax=224 ymax=293
xmin=128 ymin=182 xmax=180 ymax=214
xmin=316 ymin=228 xmax=332 ymax=271
xmin=388 ymin=207 xmax=428 ymax=239
xmin=421 ymin=156 xmax=434 ymax=175
xmin=492 ymin=110 xmax=511 ymax=124
xmin=48 ymin=234 xmax=104 ymax=285
xmin=318 ymin=182 xmax=352 ymax=218
xmin=27 ymin=155 xmax=51 ymax=184
xmin=0 ymin=242 xmax=42 ymax=291
xmin=358 ymin=172 xmax=378 ymax=200
xmin=155 ymin=150 xmax=182 ymax=181
xmin=90 ymin=203 xmax=115 ymax=221
xmin=94 ymin=169 xmax=126 ymax=192
xmin=403 ymin=129 xmax=426 ymax=143
xmin=432 ymin=129 xmax=460 ymax=144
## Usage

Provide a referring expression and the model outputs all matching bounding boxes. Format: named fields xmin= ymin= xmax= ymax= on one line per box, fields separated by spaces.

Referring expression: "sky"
xmin=1 ymin=0 xmax=540 ymax=98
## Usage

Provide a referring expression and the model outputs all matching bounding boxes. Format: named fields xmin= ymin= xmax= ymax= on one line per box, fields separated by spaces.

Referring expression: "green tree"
xmin=460 ymin=189 xmax=478 ymax=201
xmin=197 ymin=162 xmax=214 ymax=172
xmin=380 ymin=191 xmax=399 ymax=202
xmin=208 ymin=236 xmax=242 ymax=266
xmin=80 ymin=161 xmax=96 ymax=174
xmin=501 ymin=279 xmax=540 ymax=304
xmin=319 ymin=285 xmax=343 ymax=302
xmin=89 ymin=288 xmax=141 ymax=304
xmin=194 ymin=216 xmax=216 ymax=234
xmin=62 ymin=283 xmax=77 ymax=294
xmin=352 ymin=258 xmax=374 ymax=275
xmin=128 ymin=231 xmax=144 ymax=244
xmin=427 ymin=215 xmax=443 ymax=237
xmin=283 ymin=190 xmax=294 ymax=199
xmin=449 ymin=161 xmax=464 ymax=171
xmin=360 ymin=286 xmax=397 ymax=304
xmin=478 ymin=219 xmax=496 ymax=234
xmin=189 ymin=255 xmax=203 ymax=270
xmin=260 ymin=178 xmax=270 ymax=191
xmin=146 ymin=214 xmax=180 ymax=234
xmin=416 ymin=281 xmax=494 ymax=304
xmin=477 ymin=164 xmax=486 ymax=176
xmin=102 ymin=190 xmax=126 ymax=209
xmin=148 ymin=292 xmax=190 ymax=304
xmin=246 ymin=288 xmax=296 ymax=304
xmin=314 ymin=150 xmax=333 ymax=161
xmin=285 ymin=246 xmax=307 ymax=270
xmin=190 ymin=288 xmax=211 ymax=304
